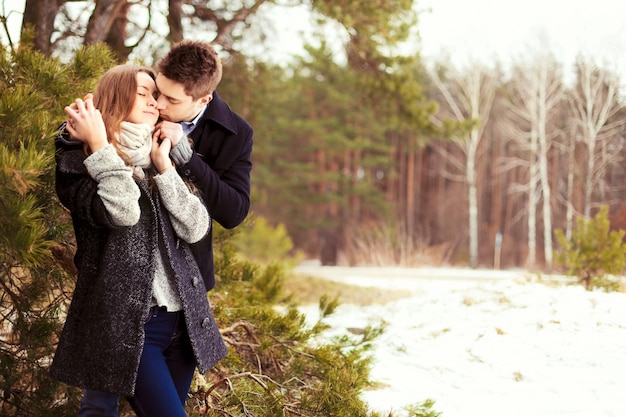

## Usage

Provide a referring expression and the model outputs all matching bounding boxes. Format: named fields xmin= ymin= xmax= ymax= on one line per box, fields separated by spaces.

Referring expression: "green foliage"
xmin=185 ymin=224 xmax=392 ymax=416
xmin=554 ymin=206 xmax=626 ymax=291
xmin=403 ymin=398 xmax=442 ymax=417
xmin=232 ymin=213 xmax=303 ymax=266
xmin=217 ymin=19 xmax=438 ymax=263
xmin=0 ymin=42 xmax=115 ymax=416
xmin=318 ymin=293 xmax=341 ymax=319
xmin=314 ymin=0 xmax=416 ymax=74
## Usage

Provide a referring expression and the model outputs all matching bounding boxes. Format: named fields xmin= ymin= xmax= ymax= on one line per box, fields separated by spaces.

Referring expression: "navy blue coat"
xmin=50 ymin=143 xmax=227 ymax=396
xmin=179 ymin=91 xmax=253 ymax=290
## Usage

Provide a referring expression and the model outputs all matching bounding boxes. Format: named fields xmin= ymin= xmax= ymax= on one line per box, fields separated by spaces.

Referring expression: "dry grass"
xmin=283 ymin=272 xmax=413 ymax=306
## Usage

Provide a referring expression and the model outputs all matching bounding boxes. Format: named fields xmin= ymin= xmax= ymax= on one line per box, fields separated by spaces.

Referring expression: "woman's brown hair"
xmin=92 ymin=64 xmax=156 ymax=148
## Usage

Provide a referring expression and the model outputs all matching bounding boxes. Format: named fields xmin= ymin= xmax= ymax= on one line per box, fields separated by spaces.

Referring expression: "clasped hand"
xmin=65 ymin=94 xmax=173 ymax=174
xmin=65 ymin=94 xmax=107 ymax=152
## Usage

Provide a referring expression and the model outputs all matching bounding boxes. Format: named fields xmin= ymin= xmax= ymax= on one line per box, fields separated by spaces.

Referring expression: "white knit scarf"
xmin=116 ymin=121 xmax=155 ymax=178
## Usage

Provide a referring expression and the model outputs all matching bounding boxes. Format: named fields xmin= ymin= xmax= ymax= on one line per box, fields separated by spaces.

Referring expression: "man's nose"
xmin=155 ymin=96 xmax=166 ymax=110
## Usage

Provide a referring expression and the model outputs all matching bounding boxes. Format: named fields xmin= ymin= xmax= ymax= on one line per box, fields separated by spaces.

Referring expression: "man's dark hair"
xmin=158 ymin=40 xmax=223 ymax=100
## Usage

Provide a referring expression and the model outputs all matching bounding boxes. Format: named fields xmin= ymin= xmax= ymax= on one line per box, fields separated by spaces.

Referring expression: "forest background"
xmin=1 ymin=0 xmax=626 ymax=415
xmin=3 ymin=0 xmax=626 ymax=272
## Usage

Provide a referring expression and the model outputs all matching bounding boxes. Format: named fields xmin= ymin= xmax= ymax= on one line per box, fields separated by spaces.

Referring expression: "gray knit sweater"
xmin=84 ymin=143 xmax=209 ymax=310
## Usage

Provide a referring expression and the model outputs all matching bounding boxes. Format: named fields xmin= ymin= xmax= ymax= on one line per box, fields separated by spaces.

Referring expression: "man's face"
xmin=155 ymin=73 xmax=209 ymax=123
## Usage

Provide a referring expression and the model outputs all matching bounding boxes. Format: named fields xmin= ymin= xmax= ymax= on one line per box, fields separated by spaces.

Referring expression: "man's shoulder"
xmin=204 ymin=92 xmax=253 ymax=137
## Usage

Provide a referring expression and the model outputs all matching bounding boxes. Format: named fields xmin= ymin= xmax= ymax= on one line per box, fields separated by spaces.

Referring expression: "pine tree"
xmin=186 ymin=224 xmax=388 ymax=417
xmin=554 ymin=206 xmax=626 ymax=291
xmin=0 ymin=42 xmax=114 ymax=416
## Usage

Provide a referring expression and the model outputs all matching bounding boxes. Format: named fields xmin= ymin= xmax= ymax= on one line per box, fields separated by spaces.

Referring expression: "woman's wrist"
xmin=157 ymin=163 xmax=173 ymax=175
xmin=87 ymin=135 xmax=108 ymax=152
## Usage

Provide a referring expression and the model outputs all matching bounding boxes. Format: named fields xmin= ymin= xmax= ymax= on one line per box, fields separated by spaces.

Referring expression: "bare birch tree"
xmin=507 ymin=54 xmax=563 ymax=269
xmin=429 ymin=62 xmax=497 ymax=268
xmin=562 ymin=124 xmax=579 ymax=240
xmin=569 ymin=57 xmax=624 ymax=220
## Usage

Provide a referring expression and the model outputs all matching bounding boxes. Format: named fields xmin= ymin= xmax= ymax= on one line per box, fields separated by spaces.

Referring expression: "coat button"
xmin=184 ymin=169 xmax=191 ymax=176
xmin=202 ymin=318 xmax=211 ymax=328
xmin=192 ymin=276 xmax=199 ymax=287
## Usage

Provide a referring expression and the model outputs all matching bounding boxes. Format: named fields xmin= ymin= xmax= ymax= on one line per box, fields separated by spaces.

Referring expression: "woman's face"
xmin=126 ymin=72 xmax=159 ymax=125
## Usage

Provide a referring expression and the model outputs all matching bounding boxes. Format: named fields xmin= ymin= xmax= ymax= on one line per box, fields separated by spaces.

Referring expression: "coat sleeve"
xmin=55 ymin=142 xmax=140 ymax=228
xmin=83 ymin=144 xmax=141 ymax=226
xmin=154 ymin=168 xmax=210 ymax=244
xmin=181 ymin=123 xmax=253 ymax=229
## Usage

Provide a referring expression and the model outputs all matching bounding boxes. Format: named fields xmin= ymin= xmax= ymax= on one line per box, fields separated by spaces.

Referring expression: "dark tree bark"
xmin=167 ymin=0 xmax=184 ymax=44
xmin=22 ymin=0 xmax=63 ymax=56
xmin=84 ymin=0 xmax=122 ymax=44
xmin=103 ymin=1 xmax=132 ymax=62
xmin=84 ymin=0 xmax=131 ymax=62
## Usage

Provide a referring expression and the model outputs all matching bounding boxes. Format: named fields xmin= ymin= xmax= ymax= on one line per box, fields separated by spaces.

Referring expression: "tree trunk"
xmin=527 ymin=135 xmax=538 ymax=269
xmin=537 ymin=67 xmax=553 ymax=270
xmin=84 ymin=0 xmax=124 ymax=44
xmin=539 ymin=142 xmax=552 ymax=269
xmin=104 ymin=1 xmax=132 ymax=62
xmin=84 ymin=0 xmax=131 ymax=62
xmin=167 ymin=0 xmax=184 ymax=44
xmin=584 ymin=139 xmax=596 ymax=219
xmin=406 ymin=147 xmax=415 ymax=239
xmin=22 ymin=0 xmax=62 ymax=56
xmin=565 ymin=131 xmax=576 ymax=239
xmin=467 ymin=130 xmax=478 ymax=268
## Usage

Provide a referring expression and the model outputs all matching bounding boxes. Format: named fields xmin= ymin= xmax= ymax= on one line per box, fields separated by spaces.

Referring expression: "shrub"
xmin=233 ymin=214 xmax=303 ymax=266
xmin=186 ymin=224 xmax=390 ymax=416
xmin=554 ymin=206 xmax=626 ymax=291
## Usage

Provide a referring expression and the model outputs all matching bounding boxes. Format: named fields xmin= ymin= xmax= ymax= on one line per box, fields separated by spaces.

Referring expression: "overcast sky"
xmin=417 ymin=0 xmax=626 ymax=76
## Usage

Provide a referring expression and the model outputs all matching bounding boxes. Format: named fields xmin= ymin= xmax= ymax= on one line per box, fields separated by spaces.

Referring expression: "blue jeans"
xmin=78 ymin=389 xmax=118 ymax=417
xmin=78 ymin=307 xmax=196 ymax=417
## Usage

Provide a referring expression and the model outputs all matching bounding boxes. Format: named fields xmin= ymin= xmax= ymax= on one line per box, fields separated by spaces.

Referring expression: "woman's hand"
xmin=64 ymin=95 xmax=108 ymax=152
xmin=151 ymin=134 xmax=174 ymax=174
xmin=154 ymin=121 xmax=184 ymax=147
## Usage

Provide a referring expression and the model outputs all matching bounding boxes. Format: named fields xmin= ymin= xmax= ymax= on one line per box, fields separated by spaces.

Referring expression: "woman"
xmin=51 ymin=64 xmax=227 ymax=417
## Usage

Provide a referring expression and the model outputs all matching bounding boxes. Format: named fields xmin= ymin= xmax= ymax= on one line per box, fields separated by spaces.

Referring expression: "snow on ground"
xmin=294 ymin=266 xmax=626 ymax=417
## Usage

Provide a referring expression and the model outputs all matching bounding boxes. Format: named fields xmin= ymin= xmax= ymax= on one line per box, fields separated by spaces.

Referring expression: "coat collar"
xmin=201 ymin=91 xmax=238 ymax=135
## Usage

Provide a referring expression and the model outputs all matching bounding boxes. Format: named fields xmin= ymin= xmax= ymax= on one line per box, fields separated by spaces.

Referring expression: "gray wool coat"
xmin=50 ymin=140 xmax=227 ymax=397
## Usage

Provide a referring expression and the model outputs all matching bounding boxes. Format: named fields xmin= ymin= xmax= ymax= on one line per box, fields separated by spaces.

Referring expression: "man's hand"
xmin=154 ymin=120 xmax=184 ymax=147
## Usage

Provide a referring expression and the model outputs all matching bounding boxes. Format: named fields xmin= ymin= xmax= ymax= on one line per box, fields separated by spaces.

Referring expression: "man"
xmin=77 ymin=40 xmax=253 ymax=416
xmin=154 ymin=39 xmax=254 ymax=291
